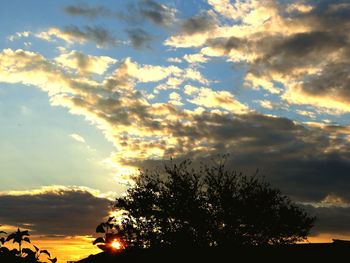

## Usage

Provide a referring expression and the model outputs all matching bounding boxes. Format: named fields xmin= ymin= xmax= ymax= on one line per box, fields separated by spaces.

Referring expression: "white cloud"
xmin=7 ymin=31 xmax=30 ymax=41
xmin=36 ymin=27 xmax=82 ymax=43
xmin=55 ymin=50 xmax=116 ymax=75
xmin=69 ymin=133 xmax=86 ymax=144
xmin=167 ymin=57 xmax=182 ymax=63
xmin=168 ymin=92 xmax=183 ymax=106
xmin=185 ymin=85 xmax=249 ymax=113
xmin=184 ymin=53 xmax=209 ymax=64
xmin=256 ymin=100 xmax=274 ymax=110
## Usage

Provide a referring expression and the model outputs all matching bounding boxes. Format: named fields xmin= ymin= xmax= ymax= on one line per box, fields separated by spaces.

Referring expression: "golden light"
xmin=110 ymin=239 xmax=123 ymax=250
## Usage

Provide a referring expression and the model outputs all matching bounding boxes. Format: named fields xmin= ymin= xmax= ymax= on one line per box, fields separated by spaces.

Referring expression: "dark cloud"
xmin=138 ymin=0 xmax=176 ymax=26
xmin=196 ymin=0 xmax=350 ymax=108
xmin=64 ymin=4 xmax=111 ymax=19
xmin=0 ymin=187 xmax=110 ymax=236
xmin=253 ymin=1 xmax=350 ymax=103
xmin=64 ymin=1 xmax=175 ymax=27
xmin=302 ymin=62 xmax=350 ymax=98
xmin=301 ymin=0 xmax=350 ymax=31
xmin=180 ymin=13 xmax=216 ymax=35
xmin=254 ymin=31 xmax=349 ymax=75
xmin=116 ymin=110 xmax=350 ymax=204
xmin=206 ymin=36 xmax=247 ymax=55
xmin=63 ymin=25 xmax=118 ymax=47
xmin=125 ymin=28 xmax=155 ymax=49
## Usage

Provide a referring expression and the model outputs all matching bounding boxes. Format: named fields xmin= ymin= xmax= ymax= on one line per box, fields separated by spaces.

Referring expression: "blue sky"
xmin=1 ymin=0 xmax=350 ymax=261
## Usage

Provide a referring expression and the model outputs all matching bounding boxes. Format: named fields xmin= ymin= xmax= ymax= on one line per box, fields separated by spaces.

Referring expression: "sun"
xmin=110 ymin=239 xmax=123 ymax=250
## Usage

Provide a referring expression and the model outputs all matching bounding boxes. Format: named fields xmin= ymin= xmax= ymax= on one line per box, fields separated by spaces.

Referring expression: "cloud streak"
xmin=37 ymin=26 xmax=119 ymax=47
xmin=64 ymin=4 xmax=112 ymax=19
xmin=64 ymin=1 xmax=176 ymax=27
xmin=125 ymin=28 xmax=155 ymax=49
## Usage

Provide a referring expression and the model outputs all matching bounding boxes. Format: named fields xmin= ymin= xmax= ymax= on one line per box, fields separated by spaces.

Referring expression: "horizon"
xmin=1 ymin=0 xmax=350 ymax=262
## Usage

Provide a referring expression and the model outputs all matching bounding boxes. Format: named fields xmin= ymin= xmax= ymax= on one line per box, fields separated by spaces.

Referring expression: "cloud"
xmin=118 ymin=57 xmax=208 ymax=87
xmin=304 ymin=203 xmax=350 ymax=235
xmin=55 ymin=50 xmax=116 ymax=75
xmin=37 ymin=26 xmax=119 ymax=47
xmin=0 ymin=186 xmax=111 ymax=236
xmin=69 ymin=133 xmax=86 ymax=144
xmin=167 ymin=57 xmax=182 ymax=63
xmin=125 ymin=28 xmax=155 ymax=49
xmin=64 ymin=4 xmax=111 ymax=19
xmin=296 ymin=110 xmax=316 ymax=119
xmin=165 ymin=12 xmax=218 ymax=48
xmin=122 ymin=57 xmax=182 ymax=82
xmin=137 ymin=0 xmax=176 ymax=26
xmin=183 ymin=53 xmax=209 ymax=64
xmin=168 ymin=92 xmax=183 ymax=106
xmin=0 ymin=49 xmax=74 ymax=96
xmin=64 ymin=1 xmax=176 ymax=27
xmin=165 ymin=0 xmax=350 ymax=112
xmin=180 ymin=12 xmax=217 ymax=35
xmin=184 ymin=85 xmax=249 ymax=113
xmin=1 ymin=48 xmax=350 ymax=208
xmin=256 ymin=100 xmax=274 ymax=110
xmin=7 ymin=31 xmax=30 ymax=41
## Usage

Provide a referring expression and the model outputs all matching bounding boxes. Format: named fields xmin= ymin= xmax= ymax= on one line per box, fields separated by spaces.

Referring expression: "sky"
xmin=0 ymin=0 xmax=350 ymax=261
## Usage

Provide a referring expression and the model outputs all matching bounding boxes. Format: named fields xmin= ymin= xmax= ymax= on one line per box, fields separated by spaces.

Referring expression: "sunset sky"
xmin=1 ymin=0 xmax=350 ymax=262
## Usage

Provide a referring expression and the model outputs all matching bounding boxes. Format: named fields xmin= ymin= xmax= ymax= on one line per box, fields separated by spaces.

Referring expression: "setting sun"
xmin=110 ymin=239 xmax=124 ymax=250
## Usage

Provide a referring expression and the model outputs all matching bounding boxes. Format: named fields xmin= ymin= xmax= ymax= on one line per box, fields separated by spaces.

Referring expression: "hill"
xmin=77 ymin=241 xmax=350 ymax=263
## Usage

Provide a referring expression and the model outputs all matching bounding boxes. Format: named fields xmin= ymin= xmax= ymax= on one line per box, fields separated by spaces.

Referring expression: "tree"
xmin=0 ymin=226 xmax=56 ymax=263
xmin=108 ymin=159 xmax=315 ymax=249
xmin=0 ymin=226 xmax=6 ymax=248
xmin=6 ymin=228 xmax=31 ymax=257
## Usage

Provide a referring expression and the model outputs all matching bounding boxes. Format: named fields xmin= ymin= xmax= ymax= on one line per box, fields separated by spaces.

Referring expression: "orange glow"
xmin=110 ymin=239 xmax=124 ymax=250
xmin=23 ymin=235 xmax=101 ymax=263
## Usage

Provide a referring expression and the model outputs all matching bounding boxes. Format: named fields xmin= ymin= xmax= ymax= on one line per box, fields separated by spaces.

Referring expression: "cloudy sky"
xmin=1 ymin=0 xmax=350 ymax=261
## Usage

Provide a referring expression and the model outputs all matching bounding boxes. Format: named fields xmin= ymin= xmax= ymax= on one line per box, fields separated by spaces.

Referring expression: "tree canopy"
xmin=103 ymin=159 xmax=315 ymax=249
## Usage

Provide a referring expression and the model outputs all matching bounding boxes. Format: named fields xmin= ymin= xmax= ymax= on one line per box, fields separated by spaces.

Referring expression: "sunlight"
xmin=110 ymin=239 xmax=123 ymax=250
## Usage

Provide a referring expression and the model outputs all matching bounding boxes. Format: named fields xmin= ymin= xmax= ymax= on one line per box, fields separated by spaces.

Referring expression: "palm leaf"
xmin=40 ymin=249 xmax=51 ymax=257
xmin=21 ymin=230 xmax=30 ymax=237
xmin=23 ymin=237 xmax=31 ymax=243
xmin=92 ymin=237 xmax=105 ymax=245
xmin=22 ymin=247 xmax=35 ymax=255
xmin=49 ymin=257 xmax=57 ymax=263
xmin=5 ymin=233 xmax=15 ymax=242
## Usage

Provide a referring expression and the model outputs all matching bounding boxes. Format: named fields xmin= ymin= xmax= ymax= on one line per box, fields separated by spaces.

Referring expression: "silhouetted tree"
xmin=106 ymin=159 xmax=315 ymax=248
xmin=0 ymin=226 xmax=6 ymax=248
xmin=6 ymin=228 xmax=31 ymax=257
xmin=0 ymin=226 xmax=56 ymax=263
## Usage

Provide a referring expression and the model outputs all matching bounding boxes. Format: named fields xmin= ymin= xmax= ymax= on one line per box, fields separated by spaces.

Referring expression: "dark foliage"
xmin=0 ymin=226 xmax=56 ymax=263
xmin=79 ymin=243 xmax=350 ymax=263
xmin=98 ymin=159 xmax=315 ymax=249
